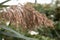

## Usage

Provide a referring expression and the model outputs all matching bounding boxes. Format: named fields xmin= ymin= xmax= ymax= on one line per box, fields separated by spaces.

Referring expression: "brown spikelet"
xmin=1 ymin=4 xmax=54 ymax=30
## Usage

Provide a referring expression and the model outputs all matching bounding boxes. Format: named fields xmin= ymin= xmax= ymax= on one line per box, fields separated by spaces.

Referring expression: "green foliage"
xmin=55 ymin=7 xmax=60 ymax=21
xmin=33 ymin=4 xmax=45 ymax=13
xmin=0 ymin=25 xmax=38 ymax=40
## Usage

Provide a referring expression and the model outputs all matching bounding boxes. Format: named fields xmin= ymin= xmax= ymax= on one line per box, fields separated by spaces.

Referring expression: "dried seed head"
xmin=1 ymin=4 xmax=54 ymax=30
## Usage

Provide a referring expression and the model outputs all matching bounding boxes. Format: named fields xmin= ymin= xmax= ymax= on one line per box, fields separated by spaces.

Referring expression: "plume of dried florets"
xmin=1 ymin=4 xmax=54 ymax=30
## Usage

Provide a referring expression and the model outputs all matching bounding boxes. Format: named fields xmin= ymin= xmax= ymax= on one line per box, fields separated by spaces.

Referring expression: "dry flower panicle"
xmin=1 ymin=4 xmax=54 ymax=30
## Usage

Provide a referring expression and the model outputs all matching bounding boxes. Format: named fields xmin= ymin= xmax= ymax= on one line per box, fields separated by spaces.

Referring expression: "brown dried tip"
xmin=1 ymin=4 xmax=54 ymax=30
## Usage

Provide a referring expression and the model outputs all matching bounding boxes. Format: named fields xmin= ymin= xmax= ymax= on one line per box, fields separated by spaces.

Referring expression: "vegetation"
xmin=0 ymin=0 xmax=60 ymax=40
